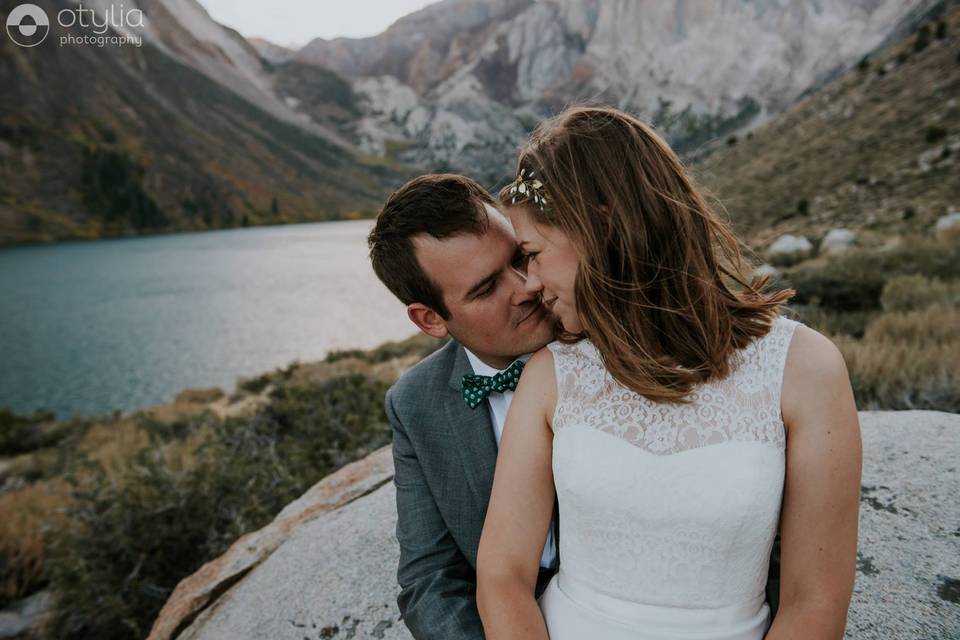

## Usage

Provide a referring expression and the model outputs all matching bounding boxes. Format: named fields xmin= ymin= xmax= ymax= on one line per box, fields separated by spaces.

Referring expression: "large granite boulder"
xmin=150 ymin=411 xmax=960 ymax=640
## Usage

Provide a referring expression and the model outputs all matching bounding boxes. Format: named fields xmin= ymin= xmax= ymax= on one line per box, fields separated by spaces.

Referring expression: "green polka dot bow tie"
xmin=461 ymin=359 xmax=526 ymax=409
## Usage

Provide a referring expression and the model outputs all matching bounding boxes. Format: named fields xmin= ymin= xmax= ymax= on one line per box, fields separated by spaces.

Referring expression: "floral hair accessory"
xmin=507 ymin=167 xmax=547 ymax=210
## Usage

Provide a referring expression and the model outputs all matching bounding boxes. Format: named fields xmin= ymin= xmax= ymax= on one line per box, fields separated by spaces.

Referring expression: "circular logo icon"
xmin=6 ymin=4 xmax=49 ymax=47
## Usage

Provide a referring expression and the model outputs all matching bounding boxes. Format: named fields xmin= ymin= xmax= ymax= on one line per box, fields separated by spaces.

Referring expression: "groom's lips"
xmin=515 ymin=302 xmax=544 ymax=327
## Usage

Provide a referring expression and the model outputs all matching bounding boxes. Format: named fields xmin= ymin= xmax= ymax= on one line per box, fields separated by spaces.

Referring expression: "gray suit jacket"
xmin=386 ymin=340 xmax=780 ymax=639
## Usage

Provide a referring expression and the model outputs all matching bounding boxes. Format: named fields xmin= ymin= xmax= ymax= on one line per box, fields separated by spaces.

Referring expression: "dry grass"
xmin=834 ymin=303 xmax=960 ymax=410
xmin=695 ymin=8 xmax=960 ymax=249
xmin=0 ymin=479 xmax=71 ymax=603
xmin=880 ymin=273 xmax=960 ymax=312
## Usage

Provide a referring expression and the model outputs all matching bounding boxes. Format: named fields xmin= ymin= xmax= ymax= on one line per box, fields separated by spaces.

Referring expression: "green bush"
xmin=786 ymin=304 xmax=879 ymax=339
xmin=44 ymin=373 xmax=392 ymax=640
xmin=783 ymin=238 xmax=960 ymax=312
xmin=783 ymin=262 xmax=886 ymax=311
xmin=880 ymin=274 xmax=960 ymax=312
xmin=326 ymin=333 xmax=445 ymax=365
xmin=0 ymin=408 xmax=73 ymax=456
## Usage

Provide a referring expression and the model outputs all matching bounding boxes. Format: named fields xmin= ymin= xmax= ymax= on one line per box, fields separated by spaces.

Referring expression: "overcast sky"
xmin=198 ymin=0 xmax=439 ymax=48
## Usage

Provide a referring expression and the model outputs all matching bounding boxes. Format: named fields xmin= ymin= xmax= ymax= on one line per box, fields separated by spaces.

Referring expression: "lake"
xmin=0 ymin=221 xmax=417 ymax=420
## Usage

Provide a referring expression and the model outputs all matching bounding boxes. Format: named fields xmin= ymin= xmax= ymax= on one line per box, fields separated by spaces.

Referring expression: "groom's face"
xmin=412 ymin=203 xmax=555 ymax=367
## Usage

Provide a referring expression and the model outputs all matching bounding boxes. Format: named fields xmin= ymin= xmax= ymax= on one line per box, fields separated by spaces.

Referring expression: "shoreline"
xmin=0 ymin=212 xmax=378 ymax=251
xmin=1 ymin=331 xmax=430 ymax=429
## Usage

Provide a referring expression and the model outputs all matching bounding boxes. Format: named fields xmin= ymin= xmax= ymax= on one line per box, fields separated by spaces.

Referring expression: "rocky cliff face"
xmin=285 ymin=0 xmax=938 ymax=183
xmin=148 ymin=411 xmax=960 ymax=640
xmin=0 ymin=0 xmax=406 ymax=244
xmin=692 ymin=2 xmax=960 ymax=246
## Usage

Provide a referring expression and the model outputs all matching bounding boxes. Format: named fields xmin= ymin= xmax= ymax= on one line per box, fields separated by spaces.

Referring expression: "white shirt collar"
xmin=463 ymin=348 xmax=533 ymax=377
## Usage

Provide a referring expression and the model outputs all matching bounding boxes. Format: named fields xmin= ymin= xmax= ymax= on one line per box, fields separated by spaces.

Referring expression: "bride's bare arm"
xmin=476 ymin=347 xmax=557 ymax=640
xmin=766 ymin=325 xmax=862 ymax=640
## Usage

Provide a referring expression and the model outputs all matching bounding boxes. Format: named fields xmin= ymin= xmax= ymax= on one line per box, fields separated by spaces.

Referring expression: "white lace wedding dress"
xmin=537 ymin=315 xmax=801 ymax=639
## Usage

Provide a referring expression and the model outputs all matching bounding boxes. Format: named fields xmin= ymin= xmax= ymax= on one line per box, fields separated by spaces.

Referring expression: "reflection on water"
xmin=0 ymin=221 xmax=416 ymax=420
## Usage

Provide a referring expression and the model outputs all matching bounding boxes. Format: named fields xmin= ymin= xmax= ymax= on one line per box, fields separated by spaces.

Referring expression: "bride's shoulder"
xmin=780 ymin=321 xmax=854 ymax=433
xmin=781 ymin=321 xmax=845 ymax=381
xmin=545 ymin=338 xmax=599 ymax=361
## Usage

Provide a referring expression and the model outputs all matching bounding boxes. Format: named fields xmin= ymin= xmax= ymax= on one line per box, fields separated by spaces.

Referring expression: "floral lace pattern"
xmin=543 ymin=315 xmax=802 ymax=611
xmin=546 ymin=315 xmax=801 ymax=456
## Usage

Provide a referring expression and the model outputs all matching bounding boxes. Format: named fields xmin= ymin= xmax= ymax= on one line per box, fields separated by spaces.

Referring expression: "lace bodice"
xmin=545 ymin=315 xmax=801 ymax=610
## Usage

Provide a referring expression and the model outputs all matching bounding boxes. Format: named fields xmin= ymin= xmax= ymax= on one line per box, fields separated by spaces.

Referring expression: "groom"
xmin=367 ymin=174 xmax=781 ymax=639
xmin=368 ymin=173 xmax=559 ymax=639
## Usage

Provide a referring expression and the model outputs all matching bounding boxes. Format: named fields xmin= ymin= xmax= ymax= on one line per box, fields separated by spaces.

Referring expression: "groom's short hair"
xmin=368 ymin=174 xmax=495 ymax=320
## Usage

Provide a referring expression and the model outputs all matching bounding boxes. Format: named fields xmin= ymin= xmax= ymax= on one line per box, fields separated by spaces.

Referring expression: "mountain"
xmin=693 ymin=3 xmax=960 ymax=250
xmin=285 ymin=0 xmax=937 ymax=184
xmin=1 ymin=0 xmax=946 ymax=245
xmin=0 ymin=0 xmax=405 ymax=245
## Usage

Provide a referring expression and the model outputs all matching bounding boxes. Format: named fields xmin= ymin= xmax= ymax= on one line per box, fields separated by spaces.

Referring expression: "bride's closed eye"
xmin=511 ymin=248 xmax=538 ymax=275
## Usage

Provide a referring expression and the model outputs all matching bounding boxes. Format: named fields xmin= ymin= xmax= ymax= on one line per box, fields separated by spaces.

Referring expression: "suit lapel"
xmin=444 ymin=343 xmax=498 ymax=514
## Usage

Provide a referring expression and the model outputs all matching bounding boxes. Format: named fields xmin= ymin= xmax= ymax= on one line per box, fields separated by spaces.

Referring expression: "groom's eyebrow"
xmin=464 ymin=269 xmax=502 ymax=301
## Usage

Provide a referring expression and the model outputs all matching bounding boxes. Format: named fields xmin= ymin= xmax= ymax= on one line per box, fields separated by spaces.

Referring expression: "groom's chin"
xmin=517 ymin=307 xmax=558 ymax=349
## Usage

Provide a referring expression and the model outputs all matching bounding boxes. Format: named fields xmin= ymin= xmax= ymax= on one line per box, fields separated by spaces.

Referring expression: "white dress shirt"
xmin=464 ymin=348 xmax=558 ymax=569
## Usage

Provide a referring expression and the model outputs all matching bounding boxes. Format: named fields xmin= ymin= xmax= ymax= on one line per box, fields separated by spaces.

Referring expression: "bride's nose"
xmin=522 ymin=267 xmax=544 ymax=297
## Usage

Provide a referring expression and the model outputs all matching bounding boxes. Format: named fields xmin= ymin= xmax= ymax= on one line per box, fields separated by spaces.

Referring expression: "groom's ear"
xmin=407 ymin=303 xmax=449 ymax=339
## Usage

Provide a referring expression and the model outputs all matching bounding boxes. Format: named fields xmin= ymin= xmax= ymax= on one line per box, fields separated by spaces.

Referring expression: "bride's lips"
xmin=542 ymin=296 xmax=558 ymax=312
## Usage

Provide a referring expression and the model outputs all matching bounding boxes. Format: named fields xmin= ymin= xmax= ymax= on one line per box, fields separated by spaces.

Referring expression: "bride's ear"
xmin=407 ymin=303 xmax=449 ymax=339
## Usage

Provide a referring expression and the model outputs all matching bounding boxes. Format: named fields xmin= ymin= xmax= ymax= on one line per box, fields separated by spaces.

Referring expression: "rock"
xmin=935 ymin=210 xmax=960 ymax=238
xmin=0 ymin=590 xmax=52 ymax=639
xmin=753 ymin=263 xmax=781 ymax=279
xmin=147 ymin=448 xmax=395 ymax=640
xmin=821 ymin=228 xmax=857 ymax=255
xmin=847 ymin=411 xmax=960 ymax=639
xmin=150 ymin=411 xmax=960 ymax=640
xmin=767 ymin=234 xmax=814 ymax=256
xmin=295 ymin=0 xmax=925 ymax=182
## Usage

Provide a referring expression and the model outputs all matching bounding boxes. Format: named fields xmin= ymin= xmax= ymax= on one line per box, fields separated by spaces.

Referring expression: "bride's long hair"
xmin=499 ymin=106 xmax=795 ymax=404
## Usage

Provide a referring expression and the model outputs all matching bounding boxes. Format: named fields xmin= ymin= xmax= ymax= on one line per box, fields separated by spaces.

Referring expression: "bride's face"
xmin=509 ymin=205 xmax=583 ymax=334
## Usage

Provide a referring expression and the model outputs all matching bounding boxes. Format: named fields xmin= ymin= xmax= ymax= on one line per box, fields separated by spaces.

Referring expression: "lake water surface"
xmin=0 ymin=221 xmax=416 ymax=420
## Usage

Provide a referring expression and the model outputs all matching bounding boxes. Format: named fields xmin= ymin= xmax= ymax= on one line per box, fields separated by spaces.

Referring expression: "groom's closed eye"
xmin=465 ymin=270 xmax=501 ymax=301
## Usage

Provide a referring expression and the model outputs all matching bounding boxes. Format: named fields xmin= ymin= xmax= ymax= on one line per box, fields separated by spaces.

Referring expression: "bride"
xmin=476 ymin=106 xmax=862 ymax=639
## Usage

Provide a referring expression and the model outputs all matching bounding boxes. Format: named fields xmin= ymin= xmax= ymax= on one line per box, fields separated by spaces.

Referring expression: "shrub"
xmin=43 ymin=373 xmax=393 ymax=640
xmin=236 ymin=371 xmax=273 ymax=393
xmin=261 ymin=373 xmax=394 ymax=475
xmin=326 ymin=333 xmax=445 ymax=365
xmin=0 ymin=408 xmax=66 ymax=456
xmin=925 ymin=126 xmax=947 ymax=144
xmin=0 ymin=480 xmax=70 ymax=607
xmin=836 ymin=304 xmax=960 ymax=411
xmin=784 ymin=261 xmax=886 ymax=311
xmin=787 ymin=304 xmax=878 ymax=338
xmin=784 ymin=237 xmax=960 ymax=311
xmin=880 ymin=274 xmax=960 ymax=312
xmin=914 ymin=24 xmax=931 ymax=53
